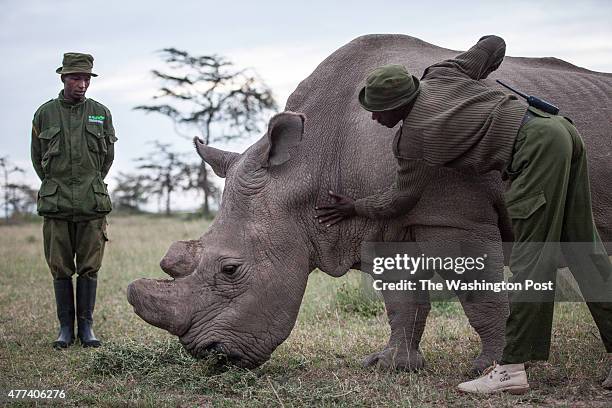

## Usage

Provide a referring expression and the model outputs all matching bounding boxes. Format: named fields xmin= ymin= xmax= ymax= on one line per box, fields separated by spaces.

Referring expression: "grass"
xmin=0 ymin=215 xmax=610 ymax=407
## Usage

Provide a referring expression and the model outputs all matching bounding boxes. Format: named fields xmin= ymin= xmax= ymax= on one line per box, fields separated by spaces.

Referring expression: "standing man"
xmin=31 ymin=53 xmax=117 ymax=349
xmin=315 ymin=36 xmax=612 ymax=392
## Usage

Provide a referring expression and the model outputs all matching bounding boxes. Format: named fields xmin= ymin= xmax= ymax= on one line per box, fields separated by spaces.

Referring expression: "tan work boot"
xmin=457 ymin=363 xmax=529 ymax=395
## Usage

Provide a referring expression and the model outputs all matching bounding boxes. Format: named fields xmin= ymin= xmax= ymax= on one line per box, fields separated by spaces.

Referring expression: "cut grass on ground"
xmin=1 ymin=215 xmax=610 ymax=407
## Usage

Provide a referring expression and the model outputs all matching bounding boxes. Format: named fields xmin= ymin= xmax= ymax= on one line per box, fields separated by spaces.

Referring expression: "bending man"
xmin=315 ymin=35 xmax=612 ymax=393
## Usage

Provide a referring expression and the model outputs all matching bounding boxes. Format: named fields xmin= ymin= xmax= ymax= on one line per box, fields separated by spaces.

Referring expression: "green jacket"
xmin=31 ymin=91 xmax=117 ymax=221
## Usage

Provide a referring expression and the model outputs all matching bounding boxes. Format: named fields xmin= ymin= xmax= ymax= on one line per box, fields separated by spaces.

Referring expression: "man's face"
xmin=62 ymin=73 xmax=91 ymax=102
xmin=371 ymin=107 xmax=406 ymax=128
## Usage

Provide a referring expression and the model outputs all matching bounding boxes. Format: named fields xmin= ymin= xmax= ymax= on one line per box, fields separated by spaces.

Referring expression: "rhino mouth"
xmin=198 ymin=342 xmax=243 ymax=364
xmin=180 ymin=336 xmax=263 ymax=369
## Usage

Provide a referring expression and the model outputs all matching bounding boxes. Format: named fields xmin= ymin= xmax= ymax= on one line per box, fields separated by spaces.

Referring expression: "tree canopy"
xmin=134 ymin=48 xmax=277 ymax=215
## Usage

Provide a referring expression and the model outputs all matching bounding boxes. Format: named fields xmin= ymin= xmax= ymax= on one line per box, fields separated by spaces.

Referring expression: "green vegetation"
xmin=335 ymin=279 xmax=385 ymax=318
xmin=1 ymin=216 xmax=610 ymax=406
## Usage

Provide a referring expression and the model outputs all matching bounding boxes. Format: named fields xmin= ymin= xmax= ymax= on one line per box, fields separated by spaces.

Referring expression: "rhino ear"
xmin=264 ymin=111 xmax=305 ymax=167
xmin=193 ymin=137 xmax=240 ymax=178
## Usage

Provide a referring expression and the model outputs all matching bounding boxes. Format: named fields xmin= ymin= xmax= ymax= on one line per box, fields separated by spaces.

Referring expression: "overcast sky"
xmin=1 ymin=0 xmax=611 ymax=208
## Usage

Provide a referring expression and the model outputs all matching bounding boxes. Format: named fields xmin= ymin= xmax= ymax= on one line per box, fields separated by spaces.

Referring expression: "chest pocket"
xmin=38 ymin=126 xmax=61 ymax=173
xmin=85 ymin=124 xmax=108 ymax=155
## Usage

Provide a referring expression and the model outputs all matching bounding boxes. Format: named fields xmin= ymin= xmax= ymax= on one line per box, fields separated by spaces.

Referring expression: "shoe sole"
xmin=458 ymin=386 xmax=530 ymax=395
xmin=52 ymin=340 xmax=74 ymax=349
xmin=505 ymin=386 xmax=529 ymax=395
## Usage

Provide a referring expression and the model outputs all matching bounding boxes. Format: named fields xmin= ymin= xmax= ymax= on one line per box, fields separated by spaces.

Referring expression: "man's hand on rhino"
xmin=315 ymin=190 xmax=357 ymax=227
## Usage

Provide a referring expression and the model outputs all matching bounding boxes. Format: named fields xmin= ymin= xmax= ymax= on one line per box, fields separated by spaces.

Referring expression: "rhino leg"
xmin=414 ymin=225 xmax=509 ymax=375
xmin=457 ymin=299 xmax=508 ymax=374
xmin=363 ymin=287 xmax=431 ymax=371
xmin=452 ymin=243 xmax=508 ymax=375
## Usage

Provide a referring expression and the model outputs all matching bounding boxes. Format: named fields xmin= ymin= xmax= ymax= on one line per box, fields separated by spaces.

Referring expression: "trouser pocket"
xmin=505 ymin=191 xmax=546 ymax=220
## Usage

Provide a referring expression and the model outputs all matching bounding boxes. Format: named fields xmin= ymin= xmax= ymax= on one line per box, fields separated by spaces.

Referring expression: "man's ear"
xmin=263 ymin=111 xmax=305 ymax=167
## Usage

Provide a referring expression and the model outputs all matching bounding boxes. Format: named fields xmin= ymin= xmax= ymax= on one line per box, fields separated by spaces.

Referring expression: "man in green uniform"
xmin=31 ymin=53 xmax=117 ymax=349
xmin=315 ymin=36 xmax=612 ymax=392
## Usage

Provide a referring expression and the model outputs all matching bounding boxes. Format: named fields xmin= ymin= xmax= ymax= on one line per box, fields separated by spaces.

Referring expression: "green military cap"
xmin=358 ymin=64 xmax=420 ymax=112
xmin=56 ymin=52 xmax=98 ymax=77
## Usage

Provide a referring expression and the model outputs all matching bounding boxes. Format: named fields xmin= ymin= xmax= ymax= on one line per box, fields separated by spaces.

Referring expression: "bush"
xmin=335 ymin=280 xmax=384 ymax=318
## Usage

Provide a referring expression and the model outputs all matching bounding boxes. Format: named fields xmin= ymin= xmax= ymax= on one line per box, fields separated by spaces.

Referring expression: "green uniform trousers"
xmin=43 ymin=217 xmax=108 ymax=280
xmin=501 ymin=109 xmax=612 ymax=363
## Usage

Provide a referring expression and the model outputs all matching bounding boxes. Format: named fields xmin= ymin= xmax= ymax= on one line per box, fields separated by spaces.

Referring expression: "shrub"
xmin=335 ymin=280 xmax=384 ymax=318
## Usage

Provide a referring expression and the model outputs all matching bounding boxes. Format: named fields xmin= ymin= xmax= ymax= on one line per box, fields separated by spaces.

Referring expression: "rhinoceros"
xmin=127 ymin=35 xmax=612 ymax=373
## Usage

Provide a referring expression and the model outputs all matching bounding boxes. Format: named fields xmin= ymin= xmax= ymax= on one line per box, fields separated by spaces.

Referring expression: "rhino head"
xmin=127 ymin=112 xmax=334 ymax=368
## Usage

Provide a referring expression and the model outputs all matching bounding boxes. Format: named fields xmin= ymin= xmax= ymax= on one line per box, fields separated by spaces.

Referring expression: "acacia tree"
xmin=135 ymin=141 xmax=191 ymax=216
xmin=111 ymin=172 xmax=152 ymax=212
xmin=179 ymin=160 xmax=220 ymax=211
xmin=4 ymin=183 xmax=36 ymax=221
xmin=134 ymin=48 xmax=277 ymax=215
xmin=0 ymin=156 xmax=32 ymax=222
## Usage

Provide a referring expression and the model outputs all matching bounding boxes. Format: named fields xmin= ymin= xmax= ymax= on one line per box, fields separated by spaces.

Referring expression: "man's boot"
xmin=52 ymin=279 xmax=75 ymax=349
xmin=76 ymin=276 xmax=101 ymax=347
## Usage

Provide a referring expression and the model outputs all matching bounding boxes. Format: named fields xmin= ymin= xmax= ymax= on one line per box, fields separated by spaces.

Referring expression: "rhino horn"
xmin=160 ymin=239 xmax=203 ymax=278
xmin=193 ymin=137 xmax=240 ymax=178
xmin=127 ymin=278 xmax=192 ymax=336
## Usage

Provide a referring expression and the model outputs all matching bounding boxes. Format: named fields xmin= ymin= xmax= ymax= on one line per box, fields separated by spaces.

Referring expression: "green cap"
xmin=56 ymin=52 xmax=98 ymax=77
xmin=358 ymin=64 xmax=420 ymax=112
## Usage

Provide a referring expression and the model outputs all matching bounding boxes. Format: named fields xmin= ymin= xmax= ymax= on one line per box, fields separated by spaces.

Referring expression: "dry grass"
xmin=0 ymin=215 xmax=610 ymax=407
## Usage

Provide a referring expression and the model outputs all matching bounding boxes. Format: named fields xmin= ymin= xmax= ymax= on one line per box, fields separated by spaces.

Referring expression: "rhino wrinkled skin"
xmin=127 ymin=35 xmax=612 ymax=371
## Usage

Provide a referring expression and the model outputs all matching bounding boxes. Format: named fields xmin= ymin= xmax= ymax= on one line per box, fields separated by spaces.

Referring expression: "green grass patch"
xmin=335 ymin=279 xmax=385 ymax=318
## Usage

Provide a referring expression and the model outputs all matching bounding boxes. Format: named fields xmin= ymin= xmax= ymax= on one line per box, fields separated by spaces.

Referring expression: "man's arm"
xmin=354 ymin=181 xmax=421 ymax=220
xmin=101 ymin=143 xmax=114 ymax=179
xmin=101 ymin=110 xmax=117 ymax=179
xmin=354 ymin=159 xmax=430 ymax=219
xmin=424 ymin=35 xmax=506 ymax=80
xmin=316 ymin=159 xmax=432 ymax=224
xmin=30 ymin=121 xmax=44 ymax=181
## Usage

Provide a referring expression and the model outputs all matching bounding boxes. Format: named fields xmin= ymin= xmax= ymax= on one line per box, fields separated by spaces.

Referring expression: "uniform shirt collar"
xmin=58 ymin=90 xmax=87 ymax=107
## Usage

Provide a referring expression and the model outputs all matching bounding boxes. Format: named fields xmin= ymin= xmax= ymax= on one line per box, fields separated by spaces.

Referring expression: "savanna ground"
xmin=0 ymin=215 xmax=610 ymax=407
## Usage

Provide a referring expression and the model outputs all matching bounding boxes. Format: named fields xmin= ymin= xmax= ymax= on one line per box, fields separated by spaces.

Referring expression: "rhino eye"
xmin=222 ymin=265 xmax=239 ymax=275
